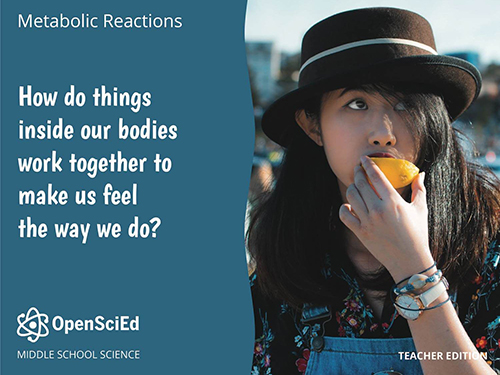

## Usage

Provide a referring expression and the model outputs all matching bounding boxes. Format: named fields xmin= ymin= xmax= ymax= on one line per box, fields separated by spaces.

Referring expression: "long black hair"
xmin=248 ymin=83 xmax=500 ymax=309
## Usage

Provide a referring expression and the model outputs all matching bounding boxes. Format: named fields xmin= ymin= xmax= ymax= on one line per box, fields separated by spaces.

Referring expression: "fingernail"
xmin=421 ymin=171 xmax=426 ymax=182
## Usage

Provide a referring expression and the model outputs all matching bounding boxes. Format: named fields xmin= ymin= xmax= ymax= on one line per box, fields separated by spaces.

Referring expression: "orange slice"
xmin=369 ymin=157 xmax=419 ymax=189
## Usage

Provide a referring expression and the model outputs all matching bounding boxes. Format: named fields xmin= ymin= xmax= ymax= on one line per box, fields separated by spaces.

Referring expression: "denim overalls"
xmin=304 ymin=336 xmax=422 ymax=375
xmin=302 ymin=305 xmax=423 ymax=375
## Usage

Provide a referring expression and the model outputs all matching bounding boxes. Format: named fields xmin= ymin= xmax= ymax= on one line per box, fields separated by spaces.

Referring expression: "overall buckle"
xmin=301 ymin=305 xmax=332 ymax=353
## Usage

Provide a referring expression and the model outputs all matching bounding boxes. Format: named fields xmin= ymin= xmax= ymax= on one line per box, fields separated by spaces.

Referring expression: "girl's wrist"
xmin=388 ymin=252 xmax=437 ymax=284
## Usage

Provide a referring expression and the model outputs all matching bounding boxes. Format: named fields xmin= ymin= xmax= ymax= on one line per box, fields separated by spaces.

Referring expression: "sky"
xmin=245 ymin=0 xmax=500 ymax=66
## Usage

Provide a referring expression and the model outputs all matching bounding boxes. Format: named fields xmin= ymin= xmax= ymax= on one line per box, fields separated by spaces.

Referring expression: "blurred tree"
xmin=483 ymin=63 xmax=500 ymax=79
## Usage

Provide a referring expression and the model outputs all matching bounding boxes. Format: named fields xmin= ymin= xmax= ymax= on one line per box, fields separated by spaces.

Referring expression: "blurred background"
xmin=245 ymin=0 xmax=500 ymax=189
xmin=243 ymin=1 xmax=500 ymax=269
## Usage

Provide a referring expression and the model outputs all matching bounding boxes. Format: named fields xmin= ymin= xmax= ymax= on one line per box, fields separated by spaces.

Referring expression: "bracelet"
xmin=394 ymin=269 xmax=443 ymax=295
xmin=394 ymin=261 xmax=437 ymax=287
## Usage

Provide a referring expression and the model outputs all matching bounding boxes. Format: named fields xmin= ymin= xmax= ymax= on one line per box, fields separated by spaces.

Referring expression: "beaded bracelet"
xmin=394 ymin=269 xmax=443 ymax=295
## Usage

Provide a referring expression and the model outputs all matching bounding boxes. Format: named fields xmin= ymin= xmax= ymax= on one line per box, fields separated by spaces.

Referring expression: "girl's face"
xmin=298 ymin=88 xmax=418 ymax=200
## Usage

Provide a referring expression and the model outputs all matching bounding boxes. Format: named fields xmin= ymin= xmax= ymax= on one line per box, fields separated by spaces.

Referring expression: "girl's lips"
xmin=367 ymin=152 xmax=396 ymax=158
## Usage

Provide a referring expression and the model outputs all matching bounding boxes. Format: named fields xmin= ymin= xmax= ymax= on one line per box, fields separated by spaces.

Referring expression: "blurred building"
xmin=246 ymin=41 xmax=281 ymax=106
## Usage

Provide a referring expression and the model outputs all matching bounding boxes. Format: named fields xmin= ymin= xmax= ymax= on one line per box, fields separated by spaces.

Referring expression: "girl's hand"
xmin=339 ymin=155 xmax=435 ymax=281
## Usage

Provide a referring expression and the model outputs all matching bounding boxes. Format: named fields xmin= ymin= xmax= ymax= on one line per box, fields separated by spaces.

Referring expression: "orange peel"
xmin=369 ymin=157 xmax=420 ymax=189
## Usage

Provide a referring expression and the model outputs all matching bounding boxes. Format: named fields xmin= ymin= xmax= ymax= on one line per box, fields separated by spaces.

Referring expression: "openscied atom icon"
xmin=17 ymin=307 xmax=49 ymax=343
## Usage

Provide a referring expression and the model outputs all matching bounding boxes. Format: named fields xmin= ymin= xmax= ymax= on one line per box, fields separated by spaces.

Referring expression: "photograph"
xmin=245 ymin=2 xmax=500 ymax=374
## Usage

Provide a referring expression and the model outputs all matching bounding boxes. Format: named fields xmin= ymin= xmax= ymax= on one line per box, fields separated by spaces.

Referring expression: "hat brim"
xmin=262 ymin=55 xmax=481 ymax=147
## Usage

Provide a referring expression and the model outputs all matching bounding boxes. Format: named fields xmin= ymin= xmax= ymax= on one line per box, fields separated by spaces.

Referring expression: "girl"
xmin=248 ymin=7 xmax=500 ymax=375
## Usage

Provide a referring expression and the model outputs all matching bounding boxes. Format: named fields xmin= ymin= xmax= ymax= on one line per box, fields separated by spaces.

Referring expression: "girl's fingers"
xmin=339 ymin=203 xmax=360 ymax=231
xmin=359 ymin=156 xmax=398 ymax=201
xmin=411 ymin=172 xmax=427 ymax=208
xmin=353 ymin=164 xmax=381 ymax=205
xmin=345 ymin=182 xmax=368 ymax=219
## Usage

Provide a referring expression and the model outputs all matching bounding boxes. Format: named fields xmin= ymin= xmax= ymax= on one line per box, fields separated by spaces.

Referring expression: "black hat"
xmin=262 ymin=7 xmax=482 ymax=147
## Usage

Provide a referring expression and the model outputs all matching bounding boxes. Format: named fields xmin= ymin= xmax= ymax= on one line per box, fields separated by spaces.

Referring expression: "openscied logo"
xmin=17 ymin=307 xmax=50 ymax=343
xmin=16 ymin=307 xmax=139 ymax=343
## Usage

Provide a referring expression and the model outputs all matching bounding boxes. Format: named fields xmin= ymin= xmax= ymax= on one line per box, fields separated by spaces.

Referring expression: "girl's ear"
xmin=295 ymin=110 xmax=323 ymax=146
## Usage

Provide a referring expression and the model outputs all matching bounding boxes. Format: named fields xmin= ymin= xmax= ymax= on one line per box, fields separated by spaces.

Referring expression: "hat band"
xmin=299 ymin=38 xmax=438 ymax=76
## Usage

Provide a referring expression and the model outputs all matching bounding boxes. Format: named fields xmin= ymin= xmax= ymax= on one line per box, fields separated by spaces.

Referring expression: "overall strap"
xmin=301 ymin=304 xmax=332 ymax=352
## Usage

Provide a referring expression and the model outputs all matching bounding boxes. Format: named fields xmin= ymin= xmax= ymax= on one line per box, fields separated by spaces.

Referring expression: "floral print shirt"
xmin=250 ymin=239 xmax=500 ymax=374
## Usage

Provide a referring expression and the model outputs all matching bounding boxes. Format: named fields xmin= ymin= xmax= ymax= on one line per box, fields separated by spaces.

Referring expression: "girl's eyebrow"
xmin=339 ymin=87 xmax=366 ymax=97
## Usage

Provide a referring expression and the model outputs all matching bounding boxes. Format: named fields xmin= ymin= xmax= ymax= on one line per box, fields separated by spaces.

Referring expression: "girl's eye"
xmin=394 ymin=102 xmax=406 ymax=111
xmin=347 ymin=99 xmax=367 ymax=110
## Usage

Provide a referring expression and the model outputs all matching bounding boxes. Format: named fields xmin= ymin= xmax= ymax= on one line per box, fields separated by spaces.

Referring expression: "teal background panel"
xmin=1 ymin=0 xmax=255 ymax=374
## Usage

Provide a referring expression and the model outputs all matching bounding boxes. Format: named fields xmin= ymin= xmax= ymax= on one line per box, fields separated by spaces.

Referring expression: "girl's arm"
xmin=394 ymin=264 xmax=496 ymax=374
xmin=340 ymin=156 xmax=496 ymax=374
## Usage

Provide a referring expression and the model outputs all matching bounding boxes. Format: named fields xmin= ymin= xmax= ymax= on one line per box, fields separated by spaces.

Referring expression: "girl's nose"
xmin=368 ymin=114 xmax=396 ymax=147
